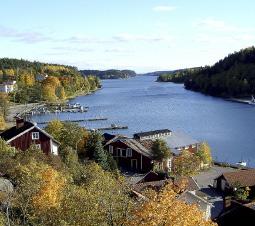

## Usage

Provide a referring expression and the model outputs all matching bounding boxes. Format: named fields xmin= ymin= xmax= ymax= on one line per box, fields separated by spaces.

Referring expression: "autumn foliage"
xmin=127 ymin=184 xmax=216 ymax=226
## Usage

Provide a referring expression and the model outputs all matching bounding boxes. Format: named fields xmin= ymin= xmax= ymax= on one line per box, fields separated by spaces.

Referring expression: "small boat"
xmin=248 ymin=95 xmax=255 ymax=105
xmin=236 ymin=161 xmax=247 ymax=167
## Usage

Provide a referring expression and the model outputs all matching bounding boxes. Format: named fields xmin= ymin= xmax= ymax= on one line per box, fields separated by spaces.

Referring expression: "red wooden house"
xmin=0 ymin=118 xmax=59 ymax=155
xmin=104 ymin=134 xmax=153 ymax=172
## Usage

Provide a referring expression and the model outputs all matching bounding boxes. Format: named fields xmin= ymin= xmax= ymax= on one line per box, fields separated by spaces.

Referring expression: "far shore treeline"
xmin=80 ymin=69 xmax=136 ymax=79
xmin=0 ymin=58 xmax=101 ymax=103
xmin=157 ymin=46 xmax=255 ymax=98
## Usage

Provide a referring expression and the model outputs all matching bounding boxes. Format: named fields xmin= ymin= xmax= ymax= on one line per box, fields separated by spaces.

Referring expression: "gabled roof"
xmin=178 ymin=191 xmax=212 ymax=211
xmin=0 ymin=121 xmax=60 ymax=145
xmin=0 ymin=121 xmax=34 ymax=141
xmin=105 ymin=135 xmax=153 ymax=159
xmin=103 ymin=134 xmax=128 ymax=147
xmin=120 ymin=138 xmax=153 ymax=159
xmin=220 ymin=170 xmax=255 ymax=187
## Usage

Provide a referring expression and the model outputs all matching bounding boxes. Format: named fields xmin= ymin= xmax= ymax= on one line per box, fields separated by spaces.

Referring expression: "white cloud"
xmin=153 ymin=5 xmax=176 ymax=12
xmin=0 ymin=25 xmax=52 ymax=43
xmin=195 ymin=18 xmax=251 ymax=33
xmin=113 ymin=33 xmax=172 ymax=43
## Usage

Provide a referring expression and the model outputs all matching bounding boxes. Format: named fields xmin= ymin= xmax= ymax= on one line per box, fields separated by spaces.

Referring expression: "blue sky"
xmin=0 ymin=0 xmax=255 ymax=73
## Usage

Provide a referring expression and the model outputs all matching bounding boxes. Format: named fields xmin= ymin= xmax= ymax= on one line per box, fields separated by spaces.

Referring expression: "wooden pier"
xmin=89 ymin=124 xmax=128 ymax=131
xmin=37 ymin=117 xmax=108 ymax=124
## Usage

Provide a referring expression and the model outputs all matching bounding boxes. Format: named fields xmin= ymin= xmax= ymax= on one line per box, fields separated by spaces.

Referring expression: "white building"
xmin=0 ymin=81 xmax=16 ymax=93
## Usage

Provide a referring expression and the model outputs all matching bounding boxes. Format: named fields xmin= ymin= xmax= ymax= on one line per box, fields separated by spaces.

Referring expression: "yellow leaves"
xmin=20 ymin=73 xmax=35 ymax=86
xmin=32 ymin=168 xmax=65 ymax=211
xmin=173 ymin=150 xmax=201 ymax=176
xmin=42 ymin=76 xmax=64 ymax=102
xmin=43 ymin=65 xmax=71 ymax=74
xmin=127 ymin=184 xmax=216 ymax=226
xmin=0 ymin=114 xmax=6 ymax=131
xmin=197 ymin=142 xmax=213 ymax=165
xmin=42 ymin=83 xmax=57 ymax=102
xmin=4 ymin=69 xmax=15 ymax=77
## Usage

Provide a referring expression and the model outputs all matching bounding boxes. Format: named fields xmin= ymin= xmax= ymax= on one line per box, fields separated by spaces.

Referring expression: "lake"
xmin=32 ymin=76 xmax=255 ymax=166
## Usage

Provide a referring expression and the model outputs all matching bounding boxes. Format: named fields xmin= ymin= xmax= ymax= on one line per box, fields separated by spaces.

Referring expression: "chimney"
xmin=16 ymin=118 xmax=25 ymax=129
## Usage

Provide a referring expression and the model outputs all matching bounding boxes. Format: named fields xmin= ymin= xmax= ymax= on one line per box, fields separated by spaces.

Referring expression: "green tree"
xmin=233 ymin=182 xmax=249 ymax=200
xmin=173 ymin=151 xmax=200 ymax=176
xmin=196 ymin=142 xmax=213 ymax=166
xmin=86 ymin=131 xmax=110 ymax=171
xmin=44 ymin=120 xmax=64 ymax=142
xmin=152 ymin=139 xmax=171 ymax=161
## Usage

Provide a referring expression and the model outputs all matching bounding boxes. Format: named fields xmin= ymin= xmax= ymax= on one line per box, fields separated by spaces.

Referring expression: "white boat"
xmin=236 ymin=161 xmax=247 ymax=167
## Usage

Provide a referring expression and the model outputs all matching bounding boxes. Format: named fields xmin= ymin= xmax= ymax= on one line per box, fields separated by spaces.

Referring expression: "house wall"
xmin=105 ymin=141 xmax=152 ymax=172
xmin=51 ymin=141 xmax=59 ymax=155
xmin=9 ymin=128 xmax=52 ymax=155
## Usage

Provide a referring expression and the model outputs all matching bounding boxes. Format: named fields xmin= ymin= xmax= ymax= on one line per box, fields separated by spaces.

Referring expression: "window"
xmin=121 ymin=149 xmax=126 ymax=157
xmin=126 ymin=148 xmax=132 ymax=157
xmin=109 ymin=145 xmax=113 ymax=154
xmin=35 ymin=144 xmax=41 ymax=149
xmin=32 ymin=132 xmax=39 ymax=140
xmin=117 ymin=148 xmax=122 ymax=157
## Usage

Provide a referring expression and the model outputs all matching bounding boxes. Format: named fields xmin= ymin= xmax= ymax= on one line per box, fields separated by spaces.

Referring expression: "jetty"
xmin=89 ymin=124 xmax=128 ymax=131
xmin=37 ymin=117 xmax=108 ymax=125
xmin=24 ymin=103 xmax=89 ymax=116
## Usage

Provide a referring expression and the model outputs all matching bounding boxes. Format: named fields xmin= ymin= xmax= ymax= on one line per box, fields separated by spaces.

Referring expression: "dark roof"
xmin=0 ymin=121 xmax=34 ymax=141
xmin=132 ymin=179 xmax=172 ymax=193
xmin=221 ymin=170 xmax=255 ymax=187
xmin=136 ymin=171 xmax=166 ymax=184
xmin=103 ymin=133 xmax=116 ymax=142
xmin=217 ymin=201 xmax=255 ymax=226
xmin=134 ymin=129 xmax=171 ymax=138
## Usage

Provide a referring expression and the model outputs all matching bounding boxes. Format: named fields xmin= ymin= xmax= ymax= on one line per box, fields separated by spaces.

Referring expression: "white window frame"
xmin=109 ymin=145 xmax=113 ymax=154
xmin=35 ymin=144 xmax=41 ymax=149
xmin=126 ymin=148 xmax=132 ymax=157
xmin=32 ymin=132 xmax=40 ymax=140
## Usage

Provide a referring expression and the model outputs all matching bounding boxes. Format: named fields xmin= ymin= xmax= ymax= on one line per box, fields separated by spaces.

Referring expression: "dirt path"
xmin=6 ymin=103 xmax=45 ymax=126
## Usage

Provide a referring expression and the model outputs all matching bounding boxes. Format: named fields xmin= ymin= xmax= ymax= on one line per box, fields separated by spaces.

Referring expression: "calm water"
xmin=33 ymin=76 xmax=255 ymax=166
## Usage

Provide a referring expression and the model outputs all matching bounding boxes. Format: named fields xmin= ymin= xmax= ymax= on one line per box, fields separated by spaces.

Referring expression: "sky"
xmin=0 ymin=0 xmax=255 ymax=73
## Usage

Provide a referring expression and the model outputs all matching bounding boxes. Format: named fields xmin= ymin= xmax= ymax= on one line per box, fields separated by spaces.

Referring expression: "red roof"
xmin=222 ymin=170 xmax=255 ymax=187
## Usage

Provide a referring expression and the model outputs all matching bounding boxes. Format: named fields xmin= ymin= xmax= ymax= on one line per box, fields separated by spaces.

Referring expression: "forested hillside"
xmin=156 ymin=68 xmax=201 ymax=83
xmin=80 ymin=69 xmax=136 ymax=79
xmin=184 ymin=47 xmax=255 ymax=97
xmin=0 ymin=58 xmax=100 ymax=103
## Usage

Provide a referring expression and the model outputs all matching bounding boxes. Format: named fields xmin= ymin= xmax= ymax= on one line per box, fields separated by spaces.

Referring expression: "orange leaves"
xmin=127 ymin=184 xmax=217 ymax=226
